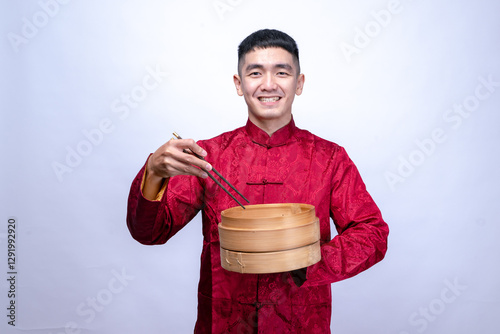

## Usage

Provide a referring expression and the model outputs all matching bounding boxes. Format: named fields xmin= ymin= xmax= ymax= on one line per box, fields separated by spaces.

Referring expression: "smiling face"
xmin=233 ymin=47 xmax=305 ymax=135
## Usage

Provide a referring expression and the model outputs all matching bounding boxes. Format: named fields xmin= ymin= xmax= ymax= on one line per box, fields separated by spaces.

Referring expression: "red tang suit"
xmin=127 ymin=119 xmax=389 ymax=333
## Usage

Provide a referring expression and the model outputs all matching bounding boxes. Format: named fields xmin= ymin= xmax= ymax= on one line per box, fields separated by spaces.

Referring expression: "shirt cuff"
xmin=140 ymin=156 xmax=168 ymax=201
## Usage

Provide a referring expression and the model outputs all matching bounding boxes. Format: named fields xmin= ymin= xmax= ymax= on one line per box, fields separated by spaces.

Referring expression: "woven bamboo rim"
xmin=221 ymin=241 xmax=321 ymax=274
xmin=219 ymin=219 xmax=320 ymax=252
xmin=220 ymin=203 xmax=316 ymax=230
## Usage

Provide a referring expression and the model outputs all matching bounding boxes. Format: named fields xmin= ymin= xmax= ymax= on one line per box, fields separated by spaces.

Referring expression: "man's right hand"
xmin=142 ymin=138 xmax=212 ymax=200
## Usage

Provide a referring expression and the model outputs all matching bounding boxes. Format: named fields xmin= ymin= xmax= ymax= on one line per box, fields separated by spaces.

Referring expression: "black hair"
xmin=237 ymin=29 xmax=300 ymax=75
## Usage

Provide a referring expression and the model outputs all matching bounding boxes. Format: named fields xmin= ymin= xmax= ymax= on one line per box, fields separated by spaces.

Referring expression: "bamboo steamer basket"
xmin=219 ymin=203 xmax=321 ymax=274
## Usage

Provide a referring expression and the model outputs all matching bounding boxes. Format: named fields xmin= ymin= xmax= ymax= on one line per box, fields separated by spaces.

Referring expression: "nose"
xmin=260 ymin=73 xmax=277 ymax=91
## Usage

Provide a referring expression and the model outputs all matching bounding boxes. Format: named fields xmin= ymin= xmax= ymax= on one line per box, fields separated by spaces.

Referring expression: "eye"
xmin=249 ymin=72 xmax=261 ymax=77
xmin=277 ymin=71 xmax=290 ymax=77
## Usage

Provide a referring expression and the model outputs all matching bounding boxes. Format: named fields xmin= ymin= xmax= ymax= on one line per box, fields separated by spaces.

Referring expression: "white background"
xmin=1 ymin=0 xmax=499 ymax=333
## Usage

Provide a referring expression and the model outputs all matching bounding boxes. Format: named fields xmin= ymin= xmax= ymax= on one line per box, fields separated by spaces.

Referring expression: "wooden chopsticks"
xmin=173 ymin=132 xmax=250 ymax=209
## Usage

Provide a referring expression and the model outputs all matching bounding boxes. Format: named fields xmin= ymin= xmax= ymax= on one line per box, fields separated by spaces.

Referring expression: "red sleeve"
xmin=304 ymin=147 xmax=389 ymax=286
xmin=126 ymin=157 xmax=203 ymax=245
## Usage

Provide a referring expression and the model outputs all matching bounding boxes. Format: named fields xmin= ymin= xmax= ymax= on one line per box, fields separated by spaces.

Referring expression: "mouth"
xmin=258 ymin=97 xmax=281 ymax=103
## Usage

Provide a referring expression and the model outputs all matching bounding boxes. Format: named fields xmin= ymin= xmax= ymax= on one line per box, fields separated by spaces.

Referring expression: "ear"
xmin=233 ymin=74 xmax=244 ymax=96
xmin=295 ymin=74 xmax=305 ymax=96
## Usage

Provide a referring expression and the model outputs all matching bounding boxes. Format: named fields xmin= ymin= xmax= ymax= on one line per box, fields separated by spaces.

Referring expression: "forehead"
xmin=241 ymin=47 xmax=297 ymax=71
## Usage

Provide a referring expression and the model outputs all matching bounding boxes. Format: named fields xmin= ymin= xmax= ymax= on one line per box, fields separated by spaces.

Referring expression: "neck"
xmin=249 ymin=115 xmax=292 ymax=136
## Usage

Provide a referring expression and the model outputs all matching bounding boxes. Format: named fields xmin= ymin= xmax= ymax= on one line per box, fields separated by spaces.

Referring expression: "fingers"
xmin=147 ymin=138 xmax=212 ymax=179
xmin=172 ymin=138 xmax=212 ymax=171
xmin=182 ymin=138 xmax=208 ymax=160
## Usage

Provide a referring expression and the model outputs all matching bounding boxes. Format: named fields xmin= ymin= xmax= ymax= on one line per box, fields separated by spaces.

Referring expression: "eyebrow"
xmin=245 ymin=63 xmax=294 ymax=73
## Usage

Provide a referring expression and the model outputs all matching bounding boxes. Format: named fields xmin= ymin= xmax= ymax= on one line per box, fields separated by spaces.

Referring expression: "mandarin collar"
xmin=245 ymin=117 xmax=297 ymax=148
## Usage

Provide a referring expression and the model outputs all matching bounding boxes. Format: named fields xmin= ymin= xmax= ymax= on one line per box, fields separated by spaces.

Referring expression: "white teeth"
xmin=259 ymin=97 xmax=280 ymax=102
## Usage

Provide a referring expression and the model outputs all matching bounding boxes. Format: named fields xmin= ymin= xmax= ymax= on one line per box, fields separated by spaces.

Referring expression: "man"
xmin=127 ymin=29 xmax=389 ymax=333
